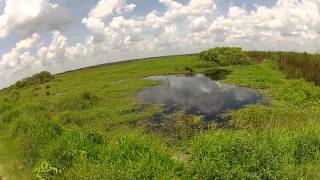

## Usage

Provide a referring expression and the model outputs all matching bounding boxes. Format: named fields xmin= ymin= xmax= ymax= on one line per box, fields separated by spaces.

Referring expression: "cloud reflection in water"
xmin=138 ymin=74 xmax=262 ymax=122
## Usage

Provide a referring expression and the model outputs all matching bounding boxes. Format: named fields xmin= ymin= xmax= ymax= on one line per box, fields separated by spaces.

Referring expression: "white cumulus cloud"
xmin=1 ymin=0 xmax=320 ymax=89
xmin=189 ymin=16 xmax=209 ymax=32
xmin=0 ymin=0 xmax=73 ymax=38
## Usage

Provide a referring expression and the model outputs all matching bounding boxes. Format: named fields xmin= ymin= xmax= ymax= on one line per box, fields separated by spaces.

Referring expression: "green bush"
xmin=200 ymin=47 xmax=251 ymax=66
xmin=14 ymin=71 xmax=54 ymax=89
xmin=33 ymin=161 xmax=61 ymax=180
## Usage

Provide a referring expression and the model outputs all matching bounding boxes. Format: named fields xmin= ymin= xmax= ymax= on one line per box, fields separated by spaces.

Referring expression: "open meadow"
xmin=1 ymin=50 xmax=320 ymax=179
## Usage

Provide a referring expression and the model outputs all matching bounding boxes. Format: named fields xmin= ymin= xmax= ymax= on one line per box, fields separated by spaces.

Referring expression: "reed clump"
xmin=244 ymin=51 xmax=320 ymax=86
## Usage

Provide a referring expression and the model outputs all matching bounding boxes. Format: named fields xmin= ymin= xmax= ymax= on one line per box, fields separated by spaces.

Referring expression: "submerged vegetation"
xmin=0 ymin=50 xmax=320 ymax=179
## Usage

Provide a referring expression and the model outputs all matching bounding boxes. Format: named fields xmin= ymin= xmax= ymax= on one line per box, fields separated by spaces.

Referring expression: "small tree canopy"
xmin=14 ymin=71 xmax=54 ymax=89
xmin=200 ymin=47 xmax=251 ymax=66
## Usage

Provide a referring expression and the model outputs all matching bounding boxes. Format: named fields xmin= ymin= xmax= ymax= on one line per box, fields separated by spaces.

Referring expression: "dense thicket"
xmin=14 ymin=71 xmax=54 ymax=89
xmin=200 ymin=47 xmax=251 ymax=66
xmin=245 ymin=50 xmax=274 ymax=62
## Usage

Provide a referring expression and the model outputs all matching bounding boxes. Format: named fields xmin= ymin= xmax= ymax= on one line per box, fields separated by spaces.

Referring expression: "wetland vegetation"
xmin=0 ymin=48 xmax=320 ymax=179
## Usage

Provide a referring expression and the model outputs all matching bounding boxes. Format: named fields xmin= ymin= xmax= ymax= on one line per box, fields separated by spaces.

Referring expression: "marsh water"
xmin=138 ymin=73 xmax=262 ymax=123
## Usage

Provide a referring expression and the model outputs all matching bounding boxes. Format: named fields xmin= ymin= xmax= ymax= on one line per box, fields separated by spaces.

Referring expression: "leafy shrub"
xmin=33 ymin=161 xmax=61 ymax=180
xmin=203 ymin=69 xmax=230 ymax=80
xmin=14 ymin=71 xmax=54 ymax=89
xmin=200 ymin=47 xmax=251 ymax=66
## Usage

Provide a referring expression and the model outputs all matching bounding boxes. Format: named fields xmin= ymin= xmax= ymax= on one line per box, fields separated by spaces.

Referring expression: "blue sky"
xmin=0 ymin=0 xmax=319 ymax=89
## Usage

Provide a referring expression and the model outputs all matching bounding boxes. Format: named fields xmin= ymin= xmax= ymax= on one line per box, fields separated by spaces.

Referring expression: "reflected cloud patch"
xmin=137 ymin=74 xmax=262 ymax=122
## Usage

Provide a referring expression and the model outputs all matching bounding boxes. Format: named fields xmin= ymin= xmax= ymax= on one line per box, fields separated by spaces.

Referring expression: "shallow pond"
xmin=137 ymin=74 xmax=262 ymax=123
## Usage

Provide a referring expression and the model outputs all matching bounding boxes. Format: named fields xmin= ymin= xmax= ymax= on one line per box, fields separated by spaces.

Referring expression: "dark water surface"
xmin=137 ymin=74 xmax=262 ymax=123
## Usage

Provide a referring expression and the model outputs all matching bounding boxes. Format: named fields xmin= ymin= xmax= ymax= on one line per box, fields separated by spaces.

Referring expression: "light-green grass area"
xmin=0 ymin=55 xmax=320 ymax=179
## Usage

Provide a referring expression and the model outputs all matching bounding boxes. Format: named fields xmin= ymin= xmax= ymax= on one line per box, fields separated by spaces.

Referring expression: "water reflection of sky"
xmin=138 ymin=74 xmax=262 ymax=122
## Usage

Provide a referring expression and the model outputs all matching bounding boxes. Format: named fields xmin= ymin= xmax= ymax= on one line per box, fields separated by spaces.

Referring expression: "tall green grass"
xmin=0 ymin=55 xmax=209 ymax=179
xmin=191 ymin=128 xmax=320 ymax=179
xmin=246 ymin=50 xmax=320 ymax=86
xmin=0 ymin=54 xmax=320 ymax=179
xmin=277 ymin=52 xmax=320 ymax=85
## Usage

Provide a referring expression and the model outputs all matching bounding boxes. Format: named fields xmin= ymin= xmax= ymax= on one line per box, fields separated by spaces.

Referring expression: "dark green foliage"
xmin=81 ymin=91 xmax=98 ymax=102
xmin=184 ymin=66 xmax=193 ymax=72
xmin=245 ymin=50 xmax=274 ymax=62
xmin=1 ymin=108 xmax=20 ymax=123
xmin=45 ymin=91 xmax=50 ymax=96
xmin=14 ymin=71 xmax=54 ymax=89
xmin=203 ymin=69 xmax=230 ymax=80
xmin=200 ymin=47 xmax=251 ymax=66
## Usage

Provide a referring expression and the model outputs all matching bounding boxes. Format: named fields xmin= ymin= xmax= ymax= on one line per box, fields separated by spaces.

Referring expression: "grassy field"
xmin=0 ymin=54 xmax=320 ymax=179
